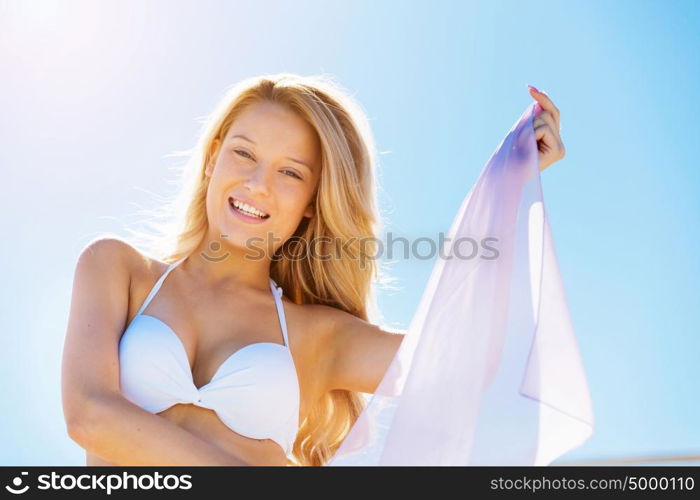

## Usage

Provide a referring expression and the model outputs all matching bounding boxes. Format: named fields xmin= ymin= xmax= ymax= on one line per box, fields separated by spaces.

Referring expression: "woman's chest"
xmin=125 ymin=269 xmax=324 ymax=427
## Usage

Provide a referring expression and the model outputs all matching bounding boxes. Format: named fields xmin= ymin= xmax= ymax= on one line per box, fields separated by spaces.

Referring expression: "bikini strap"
xmin=135 ymin=256 xmax=188 ymax=317
xmin=269 ymin=278 xmax=290 ymax=346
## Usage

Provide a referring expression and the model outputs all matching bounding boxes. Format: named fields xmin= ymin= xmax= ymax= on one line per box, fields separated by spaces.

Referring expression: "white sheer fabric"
xmin=327 ymin=101 xmax=594 ymax=466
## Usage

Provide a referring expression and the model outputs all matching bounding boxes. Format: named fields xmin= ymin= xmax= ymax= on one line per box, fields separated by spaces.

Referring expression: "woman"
xmin=61 ymin=74 xmax=572 ymax=466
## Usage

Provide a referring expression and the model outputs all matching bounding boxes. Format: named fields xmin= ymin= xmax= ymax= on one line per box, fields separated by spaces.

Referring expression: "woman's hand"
xmin=527 ymin=85 xmax=566 ymax=172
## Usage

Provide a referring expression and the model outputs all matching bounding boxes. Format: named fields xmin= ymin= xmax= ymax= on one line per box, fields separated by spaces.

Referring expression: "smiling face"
xmin=204 ymin=100 xmax=322 ymax=257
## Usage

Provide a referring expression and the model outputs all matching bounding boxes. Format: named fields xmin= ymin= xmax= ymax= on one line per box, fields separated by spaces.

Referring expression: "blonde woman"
xmin=61 ymin=74 xmax=569 ymax=466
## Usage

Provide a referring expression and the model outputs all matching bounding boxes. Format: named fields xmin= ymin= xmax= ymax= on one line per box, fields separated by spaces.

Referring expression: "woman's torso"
xmin=86 ymin=249 xmax=327 ymax=466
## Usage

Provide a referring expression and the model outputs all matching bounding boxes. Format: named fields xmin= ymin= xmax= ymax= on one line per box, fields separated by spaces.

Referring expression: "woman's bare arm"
xmin=75 ymin=392 xmax=248 ymax=466
xmin=61 ymin=237 xmax=248 ymax=466
xmin=317 ymin=306 xmax=405 ymax=394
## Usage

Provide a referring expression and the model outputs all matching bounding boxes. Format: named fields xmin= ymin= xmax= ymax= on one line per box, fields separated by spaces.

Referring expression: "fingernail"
xmin=527 ymin=84 xmax=539 ymax=93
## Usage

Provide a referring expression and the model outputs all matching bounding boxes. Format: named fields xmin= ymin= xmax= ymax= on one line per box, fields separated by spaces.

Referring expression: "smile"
xmin=228 ymin=197 xmax=270 ymax=222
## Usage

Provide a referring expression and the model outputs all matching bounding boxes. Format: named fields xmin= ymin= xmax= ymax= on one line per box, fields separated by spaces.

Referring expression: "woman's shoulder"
xmin=278 ymin=301 xmax=347 ymax=374
xmin=283 ymin=300 xmax=354 ymax=340
xmin=77 ymin=236 xmax=161 ymax=284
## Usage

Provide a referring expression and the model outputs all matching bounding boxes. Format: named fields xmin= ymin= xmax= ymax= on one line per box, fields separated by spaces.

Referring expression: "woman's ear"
xmin=303 ymin=203 xmax=314 ymax=218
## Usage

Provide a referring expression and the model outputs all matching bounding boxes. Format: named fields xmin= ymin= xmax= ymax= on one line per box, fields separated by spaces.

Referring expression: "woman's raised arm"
xmin=318 ymin=306 xmax=405 ymax=395
xmin=326 ymin=97 xmax=593 ymax=466
xmin=61 ymin=237 xmax=248 ymax=466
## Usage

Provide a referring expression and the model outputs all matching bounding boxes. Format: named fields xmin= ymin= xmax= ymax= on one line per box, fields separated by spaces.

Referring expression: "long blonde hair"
xmin=126 ymin=73 xmax=388 ymax=466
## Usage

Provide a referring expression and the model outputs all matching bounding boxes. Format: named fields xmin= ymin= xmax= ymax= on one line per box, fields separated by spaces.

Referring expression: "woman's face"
xmin=204 ymin=100 xmax=321 ymax=257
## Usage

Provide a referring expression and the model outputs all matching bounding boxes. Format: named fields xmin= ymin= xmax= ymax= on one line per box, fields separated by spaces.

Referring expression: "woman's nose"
xmin=243 ymin=163 xmax=272 ymax=195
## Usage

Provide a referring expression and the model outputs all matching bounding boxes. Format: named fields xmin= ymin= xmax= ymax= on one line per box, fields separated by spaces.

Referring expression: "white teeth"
xmin=230 ymin=198 xmax=268 ymax=218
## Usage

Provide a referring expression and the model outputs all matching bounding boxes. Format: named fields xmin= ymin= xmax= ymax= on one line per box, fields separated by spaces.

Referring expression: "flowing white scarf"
xmin=328 ymin=101 xmax=594 ymax=466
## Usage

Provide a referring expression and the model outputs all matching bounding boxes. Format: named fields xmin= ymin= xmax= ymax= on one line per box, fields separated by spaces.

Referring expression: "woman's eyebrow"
xmin=287 ymin=157 xmax=314 ymax=172
xmin=230 ymin=133 xmax=255 ymax=144
xmin=230 ymin=133 xmax=315 ymax=172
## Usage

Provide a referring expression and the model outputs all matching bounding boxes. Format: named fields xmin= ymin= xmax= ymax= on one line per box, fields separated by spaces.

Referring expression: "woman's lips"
xmin=228 ymin=197 xmax=269 ymax=224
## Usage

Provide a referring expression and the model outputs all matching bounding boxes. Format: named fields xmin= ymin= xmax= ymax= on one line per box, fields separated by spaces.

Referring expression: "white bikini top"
xmin=118 ymin=257 xmax=300 ymax=458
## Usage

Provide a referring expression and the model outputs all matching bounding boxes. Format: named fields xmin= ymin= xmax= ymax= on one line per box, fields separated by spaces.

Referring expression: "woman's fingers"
xmin=532 ymin=111 xmax=564 ymax=154
xmin=534 ymin=124 xmax=555 ymax=171
xmin=534 ymin=122 xmax=566 ymax=162
xmin=528 ymin=86 xmax=561 ymax=130
xmin=533 ymin=111 xmax=558 ymax=133
xmin=527 ymin=86 xmax=566 ymax=171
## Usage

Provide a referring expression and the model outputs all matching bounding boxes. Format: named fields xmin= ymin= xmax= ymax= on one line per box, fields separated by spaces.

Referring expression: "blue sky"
xmin=1 ymin=0 xmax=698 ymax=465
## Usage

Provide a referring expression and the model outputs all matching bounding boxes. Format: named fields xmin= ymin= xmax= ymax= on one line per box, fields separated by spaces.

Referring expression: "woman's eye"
xmin=235 ymin=149 xmax=253 ymax=160
xmin=234 ymin=150 xmax=300 ymax=179
xmin=283 ymin=169 xmax=302 ymax=180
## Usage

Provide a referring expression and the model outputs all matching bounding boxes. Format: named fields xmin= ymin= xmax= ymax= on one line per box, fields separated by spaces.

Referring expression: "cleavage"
xmin=141 ymin=305 xmax=286 ymax=390
xmin=137 ymin=264 xmax=287 ymax=390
